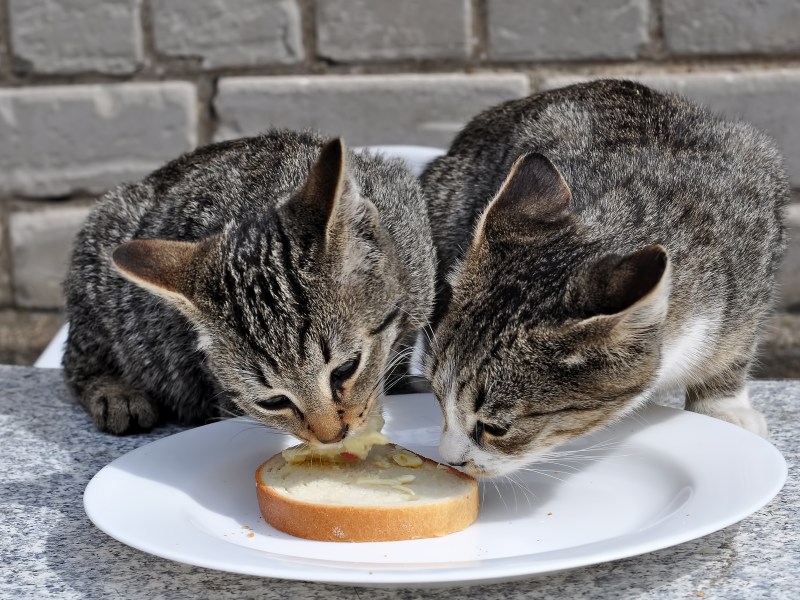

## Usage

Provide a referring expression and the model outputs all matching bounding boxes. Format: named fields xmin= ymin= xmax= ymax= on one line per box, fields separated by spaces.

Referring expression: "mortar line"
xmin=298 ymin=0 xmax=323 ymax=71
xmin=649 ymin=0 xmax=668 ymax=61
xmin=139 ymin=0 xmax=159 ymax=75
xmin=196 ymin=75 xmax=217 ymax=146
xmin=0 ymin=55 xmax=800 ymax=88
xmin=471 ymin=0 xmax=489 ymax=62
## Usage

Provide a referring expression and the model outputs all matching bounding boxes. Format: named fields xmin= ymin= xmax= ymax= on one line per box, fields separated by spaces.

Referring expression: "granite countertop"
xmin=1 ymin=365 xmax=797 ymax=599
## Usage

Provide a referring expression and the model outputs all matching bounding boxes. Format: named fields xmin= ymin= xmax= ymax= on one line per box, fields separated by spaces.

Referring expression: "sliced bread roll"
xmin=256 ymin=443 xmax=479 ymax=542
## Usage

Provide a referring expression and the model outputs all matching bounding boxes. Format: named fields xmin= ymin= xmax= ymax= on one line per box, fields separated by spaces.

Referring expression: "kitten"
xmin=63 ymin=130 xmax=435 ymax=438
xmin=421 ymin=80 xmax=789 ymax=477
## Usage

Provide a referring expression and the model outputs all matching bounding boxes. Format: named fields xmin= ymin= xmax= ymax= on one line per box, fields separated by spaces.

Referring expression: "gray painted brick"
xmin=488 ymin=0 xmax=649 ymax=61
xmin=214 ymin=74 xmax=529 ymax=147
xmin=151 ymin=0 xmax=303 ymax=68
xmin=0 ymin=82 xmax=198 ymax=197
xmin=9 ymin=0 xmax=143 ymax=75
xmin=317 ymin=0 xmax=471 ymax=61
xmin=10 ymin=205 xmax=91 ymax=309
xmin=663 ymin=0 xmax=800 ymax=56
xmin=542 ymin=70 xmax=800 ymax=188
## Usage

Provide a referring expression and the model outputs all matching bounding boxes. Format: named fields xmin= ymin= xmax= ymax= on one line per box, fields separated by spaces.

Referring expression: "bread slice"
xmin=256 ymin=443 xmax=479 ymax=542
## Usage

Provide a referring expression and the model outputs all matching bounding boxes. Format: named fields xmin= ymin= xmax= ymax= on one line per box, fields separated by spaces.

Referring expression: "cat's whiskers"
xmin=379 ymin=375 xmax=406 ymax=395
xmin=537 ymin=438 xmax=638 ymax=466
xmin=383 ymin=345 xmax=416 ymax=372
xmin=208 ymin=388 xmax=244 ymax=411
xmin=223 ymin=423 xmax=294 ymax=449
xmin=503 ymin=472 xmax=536 ymax=509
xmin=211 ymin=404 xmax=296 ymax=443
xmin=382 ymin=358 xmax=416 ymax=387
xmin=624 ymin=407 xmax=650 ymax=428
xmin=393 ymin=341 xmax=417 ymax=352
xmin=531 ymin=460 xmax=582 ymax=473
xmin=390 ymin=301 xmax=433 ymax=344
xmin=205 ymin=415 xmax=245 ymax=423
xmin=524 ymin=438 xmax=638 ymax=474
xmin=230 ymin=423 xmax=292 ymax=436
xmin=216 ymin=404 xmax=248 ymax=420
xmin=538 ymin=436 xmax=631 ymax=457
xmin=487 ymin=478 xmax=509 ymax=512
xmin=501 ymin=474 xmax=519 ymax=511
xmin=390 ymin=299 xmax=441 ymax=356
xmin=509 ymin=471 xmax=537 ymax=506
xmin=368 ymin=346 xmax=416 ymax=397
xmin=555 ymin=437 xmax=627 ymax=451
xmin=517 ymin=467 xmax=568 ymax=483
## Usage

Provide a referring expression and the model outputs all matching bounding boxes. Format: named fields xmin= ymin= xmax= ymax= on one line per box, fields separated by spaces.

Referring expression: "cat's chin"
xmin=466 ymin=467 xmax=504 ymax=479
xmin=460 ymin=457 xmax=530 ymax=479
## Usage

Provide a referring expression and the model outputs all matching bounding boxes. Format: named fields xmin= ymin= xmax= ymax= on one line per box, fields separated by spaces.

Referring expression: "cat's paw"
xmin=688 ymin=396 xmax=768 ymax=438
xmin=86 ymin=380 xmax=158 ymax=434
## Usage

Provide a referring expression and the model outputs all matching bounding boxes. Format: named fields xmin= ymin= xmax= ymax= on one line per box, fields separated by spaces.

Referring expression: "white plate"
xmin=84 ymin=393 xmax=786 ymax=587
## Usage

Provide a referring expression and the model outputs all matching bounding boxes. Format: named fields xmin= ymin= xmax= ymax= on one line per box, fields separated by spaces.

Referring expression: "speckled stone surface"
xmin=1 ymin=365 xmax=797 ymax=599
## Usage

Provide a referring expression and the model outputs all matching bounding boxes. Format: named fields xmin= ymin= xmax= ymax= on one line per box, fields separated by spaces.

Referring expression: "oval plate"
xmin=84 ymin=393 xmax=787 ymax=587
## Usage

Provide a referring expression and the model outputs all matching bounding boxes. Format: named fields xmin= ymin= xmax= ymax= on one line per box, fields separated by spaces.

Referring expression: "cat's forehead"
xmin=213 ymin=276 xmax=365 ymax=360
xmin=442 ymin=305 xmax=562 ymax=362
xmin=435 ymin=322 xmax=586 ymax=397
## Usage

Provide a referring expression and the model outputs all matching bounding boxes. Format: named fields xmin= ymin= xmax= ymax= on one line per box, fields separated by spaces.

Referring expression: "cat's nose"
xmin=317 ymin=424 xmax=348 ymax=444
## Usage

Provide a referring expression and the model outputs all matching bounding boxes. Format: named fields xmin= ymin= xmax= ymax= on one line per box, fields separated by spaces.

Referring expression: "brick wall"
xmin=0 ymin=0 xmax=798 ymax=374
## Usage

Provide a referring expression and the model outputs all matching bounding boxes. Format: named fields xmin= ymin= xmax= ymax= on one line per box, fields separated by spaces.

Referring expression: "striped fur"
xmin=421 ymin=81 xmax=788 ymax=477
xmin=64 ymin=130 xmax=435 ymax=437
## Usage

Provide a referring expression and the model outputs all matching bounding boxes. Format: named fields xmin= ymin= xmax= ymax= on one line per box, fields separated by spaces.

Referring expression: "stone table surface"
xmin=1 ymin=365 xmax=798 ymax=599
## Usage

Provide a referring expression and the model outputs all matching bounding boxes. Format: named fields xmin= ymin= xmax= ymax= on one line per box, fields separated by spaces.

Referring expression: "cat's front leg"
xmin=685 ymin=367 xmax=767 ymax=437
xmin=84 ymin=375 xmax=159 ymax=434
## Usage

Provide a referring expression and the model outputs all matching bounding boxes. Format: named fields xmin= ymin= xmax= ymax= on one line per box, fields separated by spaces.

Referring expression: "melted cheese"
xmin=391 ymin=450 xmax=423 ymax=468
xmin=356 ymin=475 xmax=417 ymax=497
xmin=282 ymin=414 xmax=389 ymax=464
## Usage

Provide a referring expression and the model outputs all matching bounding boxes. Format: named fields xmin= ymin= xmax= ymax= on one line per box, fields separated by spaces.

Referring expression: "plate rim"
xmin=83 ymin=397 xmax=788 ymax=587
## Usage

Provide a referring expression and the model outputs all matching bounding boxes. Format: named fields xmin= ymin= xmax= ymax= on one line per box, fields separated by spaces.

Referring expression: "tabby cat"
xmin=421 ymin=80 xmax=788 ymax=477
xmin=64 ymin=131 xmax=435 ymax=438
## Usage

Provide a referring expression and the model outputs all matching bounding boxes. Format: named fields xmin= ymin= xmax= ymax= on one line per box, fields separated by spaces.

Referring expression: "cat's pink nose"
xmin=314 ymin=424 xmax=349 ymax=444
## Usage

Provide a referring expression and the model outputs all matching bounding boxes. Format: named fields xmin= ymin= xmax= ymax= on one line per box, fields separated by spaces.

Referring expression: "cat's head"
xmin=426 ymin=153 xmax=671 ymax=477
xmin=112 ymin=139 xmax=410 ymax=444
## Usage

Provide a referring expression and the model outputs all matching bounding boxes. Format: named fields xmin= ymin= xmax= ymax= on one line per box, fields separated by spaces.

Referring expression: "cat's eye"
xmin=475 ymin=420 xmax=509 ymax=440
xmin=331 ymin=355 xmax=361 ymax=388
xmin=256 ymin=395 xmax=294 ymax=411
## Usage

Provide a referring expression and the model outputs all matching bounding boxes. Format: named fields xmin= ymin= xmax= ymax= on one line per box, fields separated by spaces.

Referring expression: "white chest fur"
xmin=655 ymin=317 xmax=716 ymax=389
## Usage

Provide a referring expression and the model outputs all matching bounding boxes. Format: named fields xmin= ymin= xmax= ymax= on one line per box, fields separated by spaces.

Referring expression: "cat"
xmin=63 ymin=130 xmax=435 ymax=438
xmin=420 ymin=79 xmax=789 ymax=478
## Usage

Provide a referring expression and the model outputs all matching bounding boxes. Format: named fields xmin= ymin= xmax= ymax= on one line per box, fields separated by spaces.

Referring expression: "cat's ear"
xmin=112 ymin=239 xmax=202 ymax=309
xmin=473 ymin=152 xmax=572 ymax=247
xmin=572 ymin=244 xmax=671 ymax=334
xmin=283 ymin=138 xmax=368 ymax=246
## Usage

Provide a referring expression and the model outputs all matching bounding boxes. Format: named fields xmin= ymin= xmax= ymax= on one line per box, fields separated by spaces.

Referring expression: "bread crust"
xmin=255 ymin=446 xmax=479 ymax=542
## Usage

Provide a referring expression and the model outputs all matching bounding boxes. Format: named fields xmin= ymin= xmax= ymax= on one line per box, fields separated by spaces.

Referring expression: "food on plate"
xmin=280 ymin=413 xmax=390 ymax=464
xmin=255 ymin=415 xmax=479 ymax=542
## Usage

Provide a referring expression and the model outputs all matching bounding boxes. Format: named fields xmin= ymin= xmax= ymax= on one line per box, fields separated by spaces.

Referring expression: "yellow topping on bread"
xmin=281 ymin=413 xmax=389 ymax=464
